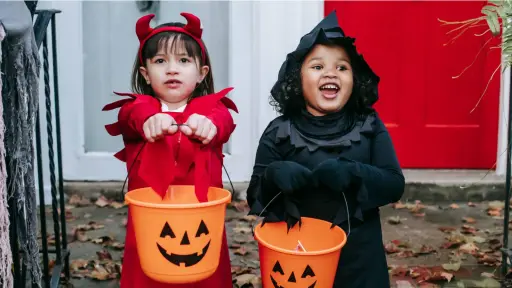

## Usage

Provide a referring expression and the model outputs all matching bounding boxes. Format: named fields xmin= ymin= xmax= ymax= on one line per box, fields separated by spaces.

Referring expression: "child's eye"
xmin=180 ymin=58 xmax=190 ymax=63
xmin=312 ymin=65 xmax=322 ymax=70
xmin=155 ymin=58 xmax=165 ymax=64
xmin=338 ymin=66 xmax=347 ymax=71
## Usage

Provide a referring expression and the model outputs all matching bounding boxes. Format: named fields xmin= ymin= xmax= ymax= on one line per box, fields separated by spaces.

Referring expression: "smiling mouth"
xmin=319 ymin=83 xmax=340 ymax=99
xmin=156 ymin=240 xmax=211 ymax=267
xmin=270 ymin=275 xmax=317 ymax=288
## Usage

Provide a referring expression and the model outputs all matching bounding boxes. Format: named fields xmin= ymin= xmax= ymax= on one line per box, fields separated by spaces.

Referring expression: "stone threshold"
xmin=62 ymin=169 xmax=508 ymax=204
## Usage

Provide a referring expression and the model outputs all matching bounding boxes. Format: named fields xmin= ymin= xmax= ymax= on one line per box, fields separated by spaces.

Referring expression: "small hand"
xmin=312 ymin=158 xmax=354 ymax=192
xmin=265 ymin=161 xmax=312 ymax=196
xmin=179 ymin=113 xmax=217 ymax=145
xmin=143 ymin=113 xmax=178 ymax=142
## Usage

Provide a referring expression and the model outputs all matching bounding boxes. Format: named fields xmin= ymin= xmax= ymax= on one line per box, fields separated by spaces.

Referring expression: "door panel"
xmin=325 ymin=0 xmax=500 ymax=169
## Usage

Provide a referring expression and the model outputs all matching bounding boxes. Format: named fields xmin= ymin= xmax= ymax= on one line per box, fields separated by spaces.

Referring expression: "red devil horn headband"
xmin=136 ymin=13 xmax=206 ymax=64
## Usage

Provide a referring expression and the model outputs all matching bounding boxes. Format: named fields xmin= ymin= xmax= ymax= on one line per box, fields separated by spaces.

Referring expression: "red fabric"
xmin=103 ymin=88 xmax=238 ymax=287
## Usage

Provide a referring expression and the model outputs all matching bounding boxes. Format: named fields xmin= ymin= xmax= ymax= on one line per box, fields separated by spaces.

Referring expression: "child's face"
xmin=139 ymin=37 xmax=209 ymax=107
xmin=300 ymin=44 xmax=353 ymax=116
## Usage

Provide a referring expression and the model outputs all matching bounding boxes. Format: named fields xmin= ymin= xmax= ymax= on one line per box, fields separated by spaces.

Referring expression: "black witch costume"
xmin=247 ymin=11 xmax=405 ymax=288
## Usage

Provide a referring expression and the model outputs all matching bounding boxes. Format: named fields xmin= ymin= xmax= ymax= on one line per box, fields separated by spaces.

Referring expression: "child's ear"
xmin=198 ymin=65 xmax=210 ymax=83
xmin=139 ymin=67 xmax=150 ymax=84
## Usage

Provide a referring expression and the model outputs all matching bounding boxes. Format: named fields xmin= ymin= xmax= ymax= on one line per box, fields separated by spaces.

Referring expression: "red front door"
xmin=325 ymin=1 xmax=501 ymax=169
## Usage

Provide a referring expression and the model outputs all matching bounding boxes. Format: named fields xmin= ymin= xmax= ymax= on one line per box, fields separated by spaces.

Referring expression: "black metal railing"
xmin=6 ymin=8 xmax=69 ymax=287
xmin=502 ymin=70 xmax=512 ymax=277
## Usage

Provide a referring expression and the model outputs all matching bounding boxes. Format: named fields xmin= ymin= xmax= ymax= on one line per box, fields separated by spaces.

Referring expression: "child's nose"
xmin=166 ymin=62 xmax=179 ymax=74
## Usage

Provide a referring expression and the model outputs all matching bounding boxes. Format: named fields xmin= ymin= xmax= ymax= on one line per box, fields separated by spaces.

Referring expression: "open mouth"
xmin=319 ymin=83 xmax=340 ymax=99
xmin=156 ymin=240 xmax=211 ymax=267
xmin=270 ymin=276 xmax=317 ymax=288
xmin=164 ymin=79 xmax=182 ymax=87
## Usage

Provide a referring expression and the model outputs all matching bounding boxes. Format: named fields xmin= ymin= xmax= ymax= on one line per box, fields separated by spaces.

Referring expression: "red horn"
xmin=181 ymin=12 xmax=202 ymax=38
xmin=136 ymin=14 xmax=155 ymax=42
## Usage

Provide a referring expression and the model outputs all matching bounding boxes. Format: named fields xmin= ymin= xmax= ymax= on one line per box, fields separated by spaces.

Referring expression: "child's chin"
xmin=317 ymin=102 xmax=344 ymax=114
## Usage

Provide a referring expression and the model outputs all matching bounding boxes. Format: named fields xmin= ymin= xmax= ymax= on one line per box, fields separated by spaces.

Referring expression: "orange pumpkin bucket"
xmin=254 ymin=217 xmax=347 ymax=288
xmin=124 ymin=185 xmax=231 ymax=284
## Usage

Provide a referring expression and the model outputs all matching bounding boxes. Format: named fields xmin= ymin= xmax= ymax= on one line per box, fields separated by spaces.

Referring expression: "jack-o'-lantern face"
xmin=156 ymin=220 xmax=211 ymax=267
xmin=270 ymin=260 xmax=316 ymax=288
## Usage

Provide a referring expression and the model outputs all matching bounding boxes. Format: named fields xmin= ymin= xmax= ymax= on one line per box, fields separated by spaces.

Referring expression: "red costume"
xmin=102 ymin=12 xmax=238 ymax=288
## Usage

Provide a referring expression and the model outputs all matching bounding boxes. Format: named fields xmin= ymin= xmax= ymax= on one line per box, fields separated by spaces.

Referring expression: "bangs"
xmin=142 ymin=32 xmax=203 ymax=62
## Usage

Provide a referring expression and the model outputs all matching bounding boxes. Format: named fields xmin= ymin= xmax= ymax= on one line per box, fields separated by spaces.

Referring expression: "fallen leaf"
xmin=242 ymin=215 xmax=258 ymax=222
xmin=109 ymin=242 xmax=125 ymax=250
xmin=387 ymin=216 xmax=403 ymax=225
xmin=95 ymin=196 xmax=110 ymax=208
xmin=442 ymin=262 xmax=461 ymax=271
xmin=395 ymin=280 xmax=414 ymax=288
xmin=389 ymin=265 xmax=409 ymax=277
xmin=438 ymin=226 xmax=457 ymax=233
xmin=470 ymin=236 xmax=486 ymax=244
xmin=69 ymin=259 xmax=89 ymax=271
xmin=68 ymin=194 xmax=92 ymax=207
xmin=450 ymin=203 xmax=460 ymax=209
xmin=481 ymin=272 xmax=495 ymax=278
xmin=396 ymin=250 xmax=415 ymax=258
xmin=488 ymin=201 xmax=505 ymax=210
xmin=415 ymin=245 xmax=436 ymax=256
xmin=92 ymin=236 xmax=114 ymax=246
xmin=234 ymin=246 xmax=249 ymax=256
xmin=459 ymin=242 xmax=479 ymax=254
xmin=109 ymin=201 xmax=125 ymax=209
xmin=75 ymin=231 xmax=89 ymax=242
xmin=488 ymin=209 xmax=501 ymax=217
xmin=462 ymin=217 xmax=476 ymax=224
xmin=385 ymin=242 xmax=400 ymax=254
xmin=234 ymin=273 xmax=256 ymax=286
xmin=232 ymin=226 xmax=252 ymax=234
xmin=96 ymin=250 xmax=112 ymax=261
xmin=392 ymin=202 xmax=406 ymax=209
xmin=229 ymin=201 xmax=249 ymax=213
xmin=461 ymin=224 xmax=477 ymax=235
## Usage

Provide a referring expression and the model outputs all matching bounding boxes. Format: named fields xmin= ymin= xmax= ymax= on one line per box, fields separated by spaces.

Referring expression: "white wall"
xmin=496 ymin=63 xmax=511 ymax=176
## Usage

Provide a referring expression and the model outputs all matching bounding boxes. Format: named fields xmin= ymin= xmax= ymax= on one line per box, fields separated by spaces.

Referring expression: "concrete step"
xmin=62 ymin=169 xmax=508 ymax=203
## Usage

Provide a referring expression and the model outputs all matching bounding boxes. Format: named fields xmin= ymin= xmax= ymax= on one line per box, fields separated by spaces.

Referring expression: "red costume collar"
xmin=136 ymin=13 xmax=206 ymax=64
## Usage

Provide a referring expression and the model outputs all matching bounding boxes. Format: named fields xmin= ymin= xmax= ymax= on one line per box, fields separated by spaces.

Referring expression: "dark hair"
xmin=131 ymin=22 xmax=215 ymax=98
xmin=269 ymin=39 xmax=378 ymax=118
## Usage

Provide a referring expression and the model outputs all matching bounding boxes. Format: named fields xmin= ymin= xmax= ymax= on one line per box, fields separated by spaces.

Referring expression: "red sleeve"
xmin=117 ymin=97 xmax=161 ymax=140
xmin=207 ymin=100 xmax=236 ymax=146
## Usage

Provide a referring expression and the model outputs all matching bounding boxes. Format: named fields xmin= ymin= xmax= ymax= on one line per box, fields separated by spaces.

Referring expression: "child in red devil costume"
xmin=102 ymin=12 xmax=237 ymax=288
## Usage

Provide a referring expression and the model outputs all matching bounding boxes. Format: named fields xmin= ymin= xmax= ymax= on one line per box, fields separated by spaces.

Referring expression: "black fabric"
xmin=246 ymin=113 xmax=404 ymax=287
xmin=293 ymin=108 xmax=356 ymax=140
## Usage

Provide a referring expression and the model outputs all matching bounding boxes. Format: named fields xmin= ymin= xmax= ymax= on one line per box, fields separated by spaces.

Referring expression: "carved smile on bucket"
xmin=156 ymin=220 xmax=211 ymax=267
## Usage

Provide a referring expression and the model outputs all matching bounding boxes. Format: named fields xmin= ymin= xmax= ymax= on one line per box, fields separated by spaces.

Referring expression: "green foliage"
xmin=483 ymin=0 xmax=512 ymax=67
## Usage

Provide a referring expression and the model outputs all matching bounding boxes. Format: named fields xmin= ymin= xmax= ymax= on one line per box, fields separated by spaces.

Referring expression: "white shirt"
xmin=161 ymin=102 xmax=187 ymax=113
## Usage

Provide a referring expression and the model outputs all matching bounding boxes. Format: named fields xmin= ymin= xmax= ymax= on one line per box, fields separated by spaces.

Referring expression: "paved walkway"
xmin=42 ymin=195 xmax=511 ymax=287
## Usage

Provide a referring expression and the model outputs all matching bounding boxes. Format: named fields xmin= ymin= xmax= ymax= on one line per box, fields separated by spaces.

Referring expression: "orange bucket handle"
xmin=250 ymin=191 xmax=352 ymax=239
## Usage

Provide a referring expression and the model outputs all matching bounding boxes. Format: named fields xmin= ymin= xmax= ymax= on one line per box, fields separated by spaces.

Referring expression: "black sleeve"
xmin=246 ymin=129 xmax=284 ymax=210
xmin=356 ymin=115 xmax=405 ymax=211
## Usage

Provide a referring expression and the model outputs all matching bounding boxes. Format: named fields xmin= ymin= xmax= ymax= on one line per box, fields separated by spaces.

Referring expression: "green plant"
xmin=439 ymin=0 xmax=512 ymax=112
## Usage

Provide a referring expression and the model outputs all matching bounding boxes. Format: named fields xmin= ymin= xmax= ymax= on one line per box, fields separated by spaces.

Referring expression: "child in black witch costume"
xmin=247 ymin=10 xmax=405 ymax=287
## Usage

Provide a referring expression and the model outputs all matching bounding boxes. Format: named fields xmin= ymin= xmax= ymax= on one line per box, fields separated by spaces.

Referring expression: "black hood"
xmin=271 ymin=10 xmax=379 ymax=101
